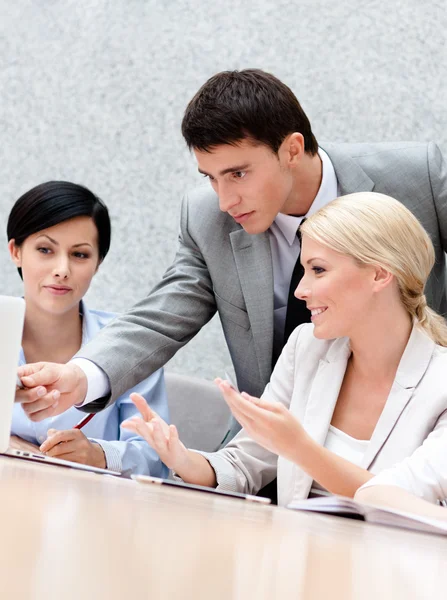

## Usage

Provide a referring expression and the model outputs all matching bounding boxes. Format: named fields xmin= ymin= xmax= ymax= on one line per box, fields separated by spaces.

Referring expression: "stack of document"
xmin=288 ymin=496 xmax=447 ymax=535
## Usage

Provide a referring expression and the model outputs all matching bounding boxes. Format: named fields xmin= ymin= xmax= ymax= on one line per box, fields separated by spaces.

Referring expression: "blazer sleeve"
xmin=89 ymin=369 xmax=170 ymax=476
xmin=428 ymin=142 xmax=447 ymax=252
xmin=76 ymin=193 xmax=217 ymax=409
xmin=359 ymin=412 xmax=447 ymax=503
xmin=196 ymin=325 xmax=302 ymax=495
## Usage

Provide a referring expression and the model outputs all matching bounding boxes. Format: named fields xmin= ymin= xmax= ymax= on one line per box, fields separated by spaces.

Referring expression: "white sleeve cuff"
xmin=91 ymin=439 xmax=123 ymax=473
xmin=70 ymin=358 xmax=110 ymax=407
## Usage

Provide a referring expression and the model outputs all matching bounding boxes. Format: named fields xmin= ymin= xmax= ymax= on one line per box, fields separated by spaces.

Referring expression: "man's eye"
xmin=202 ymin=174 xmax=215 ymax=182
xmin=233 ymin=171 xmax=246 ymax=179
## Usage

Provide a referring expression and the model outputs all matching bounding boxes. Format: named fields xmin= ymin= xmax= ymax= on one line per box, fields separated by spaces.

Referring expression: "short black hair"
xmin=182 ymin=69 xmax=318 ymax=155
xmin=7 ymin=181 xmax=111 ymax=278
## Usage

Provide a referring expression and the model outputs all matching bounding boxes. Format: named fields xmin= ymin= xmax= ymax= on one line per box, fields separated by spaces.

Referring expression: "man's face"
xmin=194 ymin=139 xmax=295 ymax=234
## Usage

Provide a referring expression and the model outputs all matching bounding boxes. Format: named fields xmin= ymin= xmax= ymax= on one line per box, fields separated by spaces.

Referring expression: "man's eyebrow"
xmin=198 ymin=164 xmax=250 ymax=177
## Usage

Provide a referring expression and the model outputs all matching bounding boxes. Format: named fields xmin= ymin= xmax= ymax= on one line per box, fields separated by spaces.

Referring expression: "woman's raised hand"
xmin=122 ymin=393 xmax=190 ymax=473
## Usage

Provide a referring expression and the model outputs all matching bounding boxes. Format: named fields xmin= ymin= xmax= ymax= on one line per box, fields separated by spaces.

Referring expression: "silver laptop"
xmin=0 ymin=295 xmax=120 ymax=476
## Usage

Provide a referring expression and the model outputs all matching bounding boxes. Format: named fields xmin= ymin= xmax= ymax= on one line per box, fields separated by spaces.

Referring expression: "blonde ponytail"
xmin=413 ymin=296 xmax=447 ymax=347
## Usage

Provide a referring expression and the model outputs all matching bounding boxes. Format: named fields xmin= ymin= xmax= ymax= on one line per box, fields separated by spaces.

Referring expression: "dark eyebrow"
xmin=198 ymin=164 xmax=250 ymax=177
xmin=36 ymin=235 xmax=93 ymax=249
xmin=36 ymin=234 xmax=58 ymax=245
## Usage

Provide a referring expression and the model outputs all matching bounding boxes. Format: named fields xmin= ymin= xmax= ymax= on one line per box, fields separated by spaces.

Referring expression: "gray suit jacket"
xmin=79 ymin=142 xmax=447 ymax=415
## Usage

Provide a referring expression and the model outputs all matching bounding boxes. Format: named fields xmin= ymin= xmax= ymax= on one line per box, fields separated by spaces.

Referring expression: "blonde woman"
xmin=124 ymin=192 xmax=447 ymax=506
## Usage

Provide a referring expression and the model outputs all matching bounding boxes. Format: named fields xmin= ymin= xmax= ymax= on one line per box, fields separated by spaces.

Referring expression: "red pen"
xmin=74 ymin=413 xmax=95 ymax=430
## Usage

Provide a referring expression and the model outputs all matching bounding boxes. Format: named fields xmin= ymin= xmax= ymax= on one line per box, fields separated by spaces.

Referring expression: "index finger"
xmin=130 ymin=393 xmax=157 ymax=422
xmin=217 ymin=381 xmax=262 ymax=419
xmin=15 ymin=386 xmax=48 ymax=405
xmin=40 ymin=429 xmax=76 ymax=452
xmin=18 ymin=363 xmax=60 ymax=389
xmin=17 ymin=362 xmax=46 ymax=378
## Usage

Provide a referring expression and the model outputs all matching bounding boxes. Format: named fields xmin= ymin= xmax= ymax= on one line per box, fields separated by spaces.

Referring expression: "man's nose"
xmin=217 ymin=183 xmax=241 ymax=213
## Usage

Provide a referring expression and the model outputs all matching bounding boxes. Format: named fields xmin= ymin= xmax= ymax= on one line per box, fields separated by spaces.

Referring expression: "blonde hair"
xmin=300 ymin=192 xmax=447 ymax=347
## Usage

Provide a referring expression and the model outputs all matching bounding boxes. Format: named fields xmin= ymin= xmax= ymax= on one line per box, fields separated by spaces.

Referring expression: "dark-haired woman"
xmin=8 ymin=181 xmax=169 ymax=476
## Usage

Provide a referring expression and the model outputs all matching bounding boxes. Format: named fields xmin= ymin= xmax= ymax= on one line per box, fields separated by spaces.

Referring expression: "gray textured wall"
xmin=0 ymin=0 xmax=446 ymax=378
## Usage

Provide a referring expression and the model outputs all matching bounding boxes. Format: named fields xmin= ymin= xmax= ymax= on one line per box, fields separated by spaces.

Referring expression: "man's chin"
xmin=241 ymin=220 xmax=270 ymax=235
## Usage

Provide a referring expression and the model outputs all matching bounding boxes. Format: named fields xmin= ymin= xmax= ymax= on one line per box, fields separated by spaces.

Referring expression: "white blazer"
xmin=202 ymin=323 xmax=447 ymax=506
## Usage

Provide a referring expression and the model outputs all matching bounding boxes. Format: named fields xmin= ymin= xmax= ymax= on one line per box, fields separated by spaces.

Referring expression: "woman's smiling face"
xmin=295 ymin=234 xmax=382 ymax=340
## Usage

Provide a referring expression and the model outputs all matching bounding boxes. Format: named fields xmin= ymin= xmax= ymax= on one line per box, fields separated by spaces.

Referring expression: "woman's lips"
xmin=44 ymin=286 xmax=72 ymax=296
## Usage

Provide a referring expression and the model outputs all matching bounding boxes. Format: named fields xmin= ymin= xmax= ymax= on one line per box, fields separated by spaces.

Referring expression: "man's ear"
xmin=8 ymin=239 xmax=22 ymax=267
xmin=284 ymin=132 xmax=305 ymax=167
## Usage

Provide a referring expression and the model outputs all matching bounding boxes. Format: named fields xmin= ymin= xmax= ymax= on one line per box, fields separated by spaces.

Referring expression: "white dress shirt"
xmin=269 ymin=147 xmax=339 ymax=355
xmin=74 ymin=148 xmax=339 ymax=406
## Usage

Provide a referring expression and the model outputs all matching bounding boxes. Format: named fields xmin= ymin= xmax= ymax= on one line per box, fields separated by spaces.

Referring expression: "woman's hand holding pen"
xmin=40 ymin=428 xmax=106 ymax=468
xmin=123 ymin=393 xmax=217 ymax=486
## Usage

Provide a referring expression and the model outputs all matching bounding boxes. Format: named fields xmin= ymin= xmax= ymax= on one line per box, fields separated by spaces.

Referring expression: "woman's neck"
xmin=348 ymin=304 xmax=413 ymax=382
xmin=22 ymin=301 xmax=83 ymax=364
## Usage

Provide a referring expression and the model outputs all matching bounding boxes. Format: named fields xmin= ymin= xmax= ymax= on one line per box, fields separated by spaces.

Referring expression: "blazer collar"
xmin=320 ymin=143 xmax=375 ymax=195
xmin=301 ymin=336 xmax=351 ymax=445
xmin=394 ymin=323 xmax=436 ymax=388
xmin=293 ymin=337 xmax=351 ymax=499
xmin=361 ymin=324 xmax=436 ymax=468
xmin=230 ymin=229 xmax=273 ymax=386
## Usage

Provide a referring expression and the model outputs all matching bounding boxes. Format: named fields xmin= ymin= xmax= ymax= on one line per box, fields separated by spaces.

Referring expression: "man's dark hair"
xmin=7 ymin=181 xmax=111 ymax=278
xmin=182 ymin=69 xmax=318 ymax=155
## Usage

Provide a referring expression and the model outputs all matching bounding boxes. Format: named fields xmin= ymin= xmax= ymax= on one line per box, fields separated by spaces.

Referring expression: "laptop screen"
xmin=0 ymin=297 xmax=25 ymax=453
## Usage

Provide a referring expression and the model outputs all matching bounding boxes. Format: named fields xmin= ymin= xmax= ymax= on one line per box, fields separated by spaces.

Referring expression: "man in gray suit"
xmin=18 ymin=69 xmax=447 ymax=429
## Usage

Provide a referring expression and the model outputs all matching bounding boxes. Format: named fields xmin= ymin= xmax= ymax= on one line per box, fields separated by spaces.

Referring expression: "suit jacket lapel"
xmin=302 ymin=337 xmax=351 ymax=444
xmin=321 ymin=143 xmax=375 ymax=194
xmin=292 ymin=337 xmax=351 ymax=498
xmin=230 ymin=229 xmax=274 ymax=385
xmin=361 ymin=325 xmax=436 ymax=468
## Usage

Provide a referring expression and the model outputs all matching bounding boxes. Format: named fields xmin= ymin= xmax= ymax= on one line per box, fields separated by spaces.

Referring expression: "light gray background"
xmin=0 ymin=0 xmax=446 ymax=378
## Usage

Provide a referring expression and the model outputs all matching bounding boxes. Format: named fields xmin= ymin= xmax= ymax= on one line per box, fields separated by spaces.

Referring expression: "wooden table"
xmin=1 ymin=456 xmax=446 ymax=600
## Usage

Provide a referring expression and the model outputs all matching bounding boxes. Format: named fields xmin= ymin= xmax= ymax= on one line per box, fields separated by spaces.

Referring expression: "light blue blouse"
xmin=11 ymin=301 xmax=169 ymax=477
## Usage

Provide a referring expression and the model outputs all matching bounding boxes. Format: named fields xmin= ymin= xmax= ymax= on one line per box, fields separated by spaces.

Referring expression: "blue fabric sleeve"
xmin=90 ymin=368 xmax=169 ymax=477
